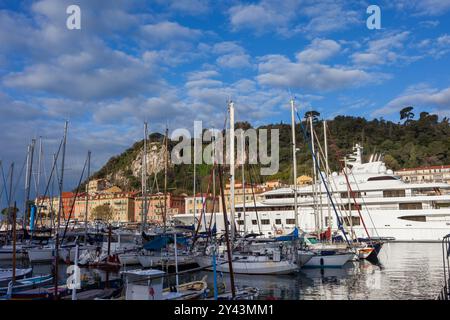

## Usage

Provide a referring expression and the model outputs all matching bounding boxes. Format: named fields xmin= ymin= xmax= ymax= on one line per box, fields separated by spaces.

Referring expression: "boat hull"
xmin=195 ymin=256 xmax=298 ymax=275
xmin=27 ymin=247 xmax=54 ymax=263
xmin=303 ymin=253 xmax=353 ymax=268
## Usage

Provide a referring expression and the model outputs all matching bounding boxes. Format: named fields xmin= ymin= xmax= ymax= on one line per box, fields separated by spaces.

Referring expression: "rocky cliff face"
xmin=94 ymin=138 xmax=171 ymax=191
xmin=131 ymin=142 xmax=168 ymax=177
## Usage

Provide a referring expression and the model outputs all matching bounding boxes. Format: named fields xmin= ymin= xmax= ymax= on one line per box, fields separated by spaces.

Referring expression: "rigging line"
xmin=349 ymin=170 xmax=381 ymax=239
xmin=0 ymin=161 xmax=11 ymax=206
xmin=323 ymin=122 xmax=382 ymax=241
xmin=342 ymin=169 xmax=372 ymax=241
xmin=247 ymin=163 xmax=262 ymax=235
xmin=295 ymin=110 xmax=352 ymax=247
xmin=311 ymin=125 xmax=353 ymax=236
xmin=35 ymin=139 xmax=63 ymax=221
xmin=191 ymin=162 xmax=215 ymax=250
xmin=61 ymin=153 xmax=88 ymax=243
xmin=11 ymin=156 xmax=27 ymax=201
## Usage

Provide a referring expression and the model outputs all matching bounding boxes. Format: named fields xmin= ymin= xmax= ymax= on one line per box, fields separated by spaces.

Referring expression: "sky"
xmin=0 ymin=0 xmax=450 ymax=208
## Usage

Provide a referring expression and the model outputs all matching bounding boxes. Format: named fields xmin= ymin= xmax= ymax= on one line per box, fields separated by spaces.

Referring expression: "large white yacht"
xmin=173 ymin=145 xmax=450 ymax=242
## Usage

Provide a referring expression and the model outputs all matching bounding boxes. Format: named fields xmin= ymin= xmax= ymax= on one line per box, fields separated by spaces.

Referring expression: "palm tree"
xmin=304 ymin=110 xmax=321 ymax=123
xmin=400 ymin=106 xmax=415 ymax=124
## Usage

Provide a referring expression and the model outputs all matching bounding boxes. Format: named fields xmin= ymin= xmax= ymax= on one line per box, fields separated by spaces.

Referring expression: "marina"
xmin=1 ymin=1 xmax=450 ymax=306
xmin=0 ymin=242 xmax=445 ymax=300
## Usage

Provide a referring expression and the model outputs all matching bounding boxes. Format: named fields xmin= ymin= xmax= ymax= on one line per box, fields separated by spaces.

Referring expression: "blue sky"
xmin=0 ymin=0 xmax=450 ymax=204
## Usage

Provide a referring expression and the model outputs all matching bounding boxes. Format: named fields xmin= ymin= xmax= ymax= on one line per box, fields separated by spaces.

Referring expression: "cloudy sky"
xmin=1 ymin=0 xmax=450 ymax=203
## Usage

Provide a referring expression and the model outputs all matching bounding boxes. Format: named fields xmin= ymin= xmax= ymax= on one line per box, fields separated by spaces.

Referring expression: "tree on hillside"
xmin=400 ymin=106 xmax=415 ymax=124
xmin=304 ymin=110 xmax=321 ymax=123
xmin=90 ymin=204 xmax=113 ymax=222
xmin=1 ymin=207 xmax=19 ymax=218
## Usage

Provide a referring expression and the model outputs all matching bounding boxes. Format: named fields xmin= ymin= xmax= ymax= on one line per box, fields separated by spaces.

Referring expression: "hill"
xmin=90 ymin=110 xmax=450 ymax=194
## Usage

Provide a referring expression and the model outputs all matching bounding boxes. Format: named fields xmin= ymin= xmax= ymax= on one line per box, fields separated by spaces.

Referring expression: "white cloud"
xmin=391 ymin=0 xmax=450 ymax=16
xmin=256 ymin=53 xmax=377 ymax=91
xmin=351 ymin=31 xmax=417 ymax=67
xmin=140 ymin=21 xmax=202 ymax=46
xmin=210 ymin=41 xmax=253 ymax=69
xmin=4 ymin=47 xmax=165 ymax=100
xmin=297 ymin=39 xmax=341 ymax=63
xmin=296 ymin=0 xmax=361 ymax=35
xmin=373 ymin=85 xmax=450 ymax=116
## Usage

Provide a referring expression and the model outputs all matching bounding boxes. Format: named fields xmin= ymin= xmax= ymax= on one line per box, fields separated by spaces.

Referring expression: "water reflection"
xmin=1 ymin=243 xmax=444 ymax=299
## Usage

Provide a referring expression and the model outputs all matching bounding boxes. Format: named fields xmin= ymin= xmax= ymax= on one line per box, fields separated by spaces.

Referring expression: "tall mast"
xmin=229 ymin=101 xmax=236 ymax=239
xmin=36 ymin=137 xmax=43 ymax=200
xmin=7 ymin=163 xmax=14 ymax=245
xmin=309 ymin=116 xmax=319 ymax=233
xmin=324 ymin=121 xmax=332 ymax=239
xmin=241 ymin=131 xmax=246 ymax=235
xmin=218 ymin=163 xmax=236 ymax=298
xmin=163 ymin=126 xmax=168 ymax=232
xmin=12 ymin=201 xmax=17 ymax=284
xmin=290 ymin=99 xmax=299 ymax=229
xmin=141 ymin=122 xmax=148 ymax=232
xmin=24 ymin=139 xmax=36 ymax=230
xmin=84 ymin=151 xmax=91 ymax=245
xmin=54 ymin=120 xmax=68 ymax=299
xmin=36 ymin=137 xmax=43 ymax=227
xmin=193 ymin=128 xmax=197 ymax=227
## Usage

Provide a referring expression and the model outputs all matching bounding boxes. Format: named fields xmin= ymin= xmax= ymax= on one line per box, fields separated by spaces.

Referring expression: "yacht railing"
xmin=437 ymin=234 xmax=450 ymax=300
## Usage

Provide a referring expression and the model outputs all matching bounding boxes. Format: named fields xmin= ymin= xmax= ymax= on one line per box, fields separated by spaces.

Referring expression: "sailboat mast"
xmin=84 ymin=151 xmax=91 ymax=245
xmin=241 ymin=131 xmax=246 ymax=235
xmin=141 ymin=122 xmax=148 ymax=232
xmin=164 ymin=126 xmax=168 ymax=232
xmin=218 ymin=163 xmax=236 ymax=298
xmin=7 ymin=163 xmax=14 ymax=245
xmin=323 ymin=121 xmax=332 ymax=239
xmin=36 ymin=137 xmax=42 ymax=201
xmin=229 ymin=101 xmax=236 ymax=239
xmin=290 ymin=99 xmax=299 ymax=229
xmin=309 ymin=116 xmax=319 ymax=233
xmin=54 ymin=120 xmax=68 ymax=299
xmin=193 ymin=130 xmax=197 ymax=227
xmin=12 ymin=201 xmax=17 ymax=284
xmin=24 ymin=139 xmax=36 ymax=230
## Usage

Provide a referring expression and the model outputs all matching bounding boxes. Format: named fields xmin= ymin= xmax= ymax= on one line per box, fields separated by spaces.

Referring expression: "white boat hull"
xmin=195 ymin=255 xmax=298 ymax=275
xmin=303 ymin=253 xmax=353 ymax=268
xmin=118 ymin=252 xmax=140 ymax=265
xmin=27 ymin=247 xmax=54 ymax=263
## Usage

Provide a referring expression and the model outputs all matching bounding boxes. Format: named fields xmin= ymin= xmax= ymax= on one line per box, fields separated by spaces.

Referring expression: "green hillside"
xmin=91 ymin=109 xmax=450 ymax=195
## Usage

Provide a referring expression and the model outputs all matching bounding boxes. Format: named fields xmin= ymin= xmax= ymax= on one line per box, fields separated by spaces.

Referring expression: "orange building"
xmin=135 ymin=193 xmax=186 ymax=224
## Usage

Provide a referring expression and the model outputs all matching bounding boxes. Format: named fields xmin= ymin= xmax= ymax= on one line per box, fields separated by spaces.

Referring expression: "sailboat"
xmin=0 ymin=268 xmax=33 ymax=287
xmin=194 ymin=101 xmax=300 ymax=276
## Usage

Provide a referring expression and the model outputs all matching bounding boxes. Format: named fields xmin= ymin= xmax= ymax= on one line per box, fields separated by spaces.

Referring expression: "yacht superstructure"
xmin=173 ymin=145 xmax=450 ymax=242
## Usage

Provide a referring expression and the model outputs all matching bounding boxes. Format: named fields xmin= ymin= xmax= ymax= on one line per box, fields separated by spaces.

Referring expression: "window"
xmin=252 ymin=220 xmax=258 ymax=225
xmin=399 ymin=215 xmax=426 ymax=222
xmin=383 ymin=190 xmax=405 ymax=198
xmin=260 ymin=219 xmax=270 ymax=225
xmin=399 ymin=203 xmax=423 ymax=210
xmin=343 ymin=217 xmax=361 ymax=226
xmin=341 ymin=191 xmax=361 ymax=198
xmin=286 ymin=219 xmax=295 ymax=225
xmin=340 ymin=203 xmax=361 ymax=211
xmin=237 ymin=220 xmax=244 ymax=225
xmin=367 ymin=176 xmax=398 ymax=181
xmin=275 ymin=219 xmax=282 ymax=225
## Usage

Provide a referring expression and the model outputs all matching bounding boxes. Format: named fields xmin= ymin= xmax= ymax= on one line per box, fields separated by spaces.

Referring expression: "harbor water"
xmin=1 ymin=243 xmax=445 ymax=300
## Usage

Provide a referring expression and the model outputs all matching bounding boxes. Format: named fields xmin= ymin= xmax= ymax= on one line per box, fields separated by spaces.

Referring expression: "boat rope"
xmin=60 ymin=152 xmax=89 ymax=243
xmin=35 ymin=138 xmax=63 ymax=229
xmin=294 ymin=110 xmax=352 ymax=247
